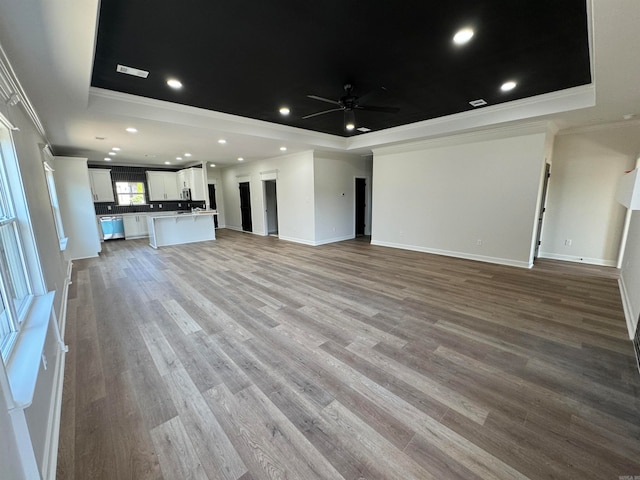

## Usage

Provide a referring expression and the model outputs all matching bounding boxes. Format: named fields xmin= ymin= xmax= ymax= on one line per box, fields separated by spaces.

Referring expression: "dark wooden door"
xmin=534 ymin=163 xmax=551 ymax=259
xmin=355 ymin=178 xmax=366 ymax=236
xmin=239 ymin=182 xmax=252 ymax=232
xmin=208 ymin=184 xmax=218 ymax=228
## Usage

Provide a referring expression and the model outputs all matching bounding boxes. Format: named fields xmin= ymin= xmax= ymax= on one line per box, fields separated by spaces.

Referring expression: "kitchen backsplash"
xmin=93 ymin=201 xmax=206 ymax=216
xmin=89 ymin=164 xmax=206 ymax=215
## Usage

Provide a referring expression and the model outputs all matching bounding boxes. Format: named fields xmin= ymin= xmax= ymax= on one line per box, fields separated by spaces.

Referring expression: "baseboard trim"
xmin=370 ymin=240 xmax=532 ymax=269
xmin=537 ymin=252 xmax=617 ymax=267
xmin=619 ymin=275 xmax=637 ymax=339
xmin=313 ymin=235 xmax=354 ymax=246
xmin=278 ymin=235 xmax=316 ymax=246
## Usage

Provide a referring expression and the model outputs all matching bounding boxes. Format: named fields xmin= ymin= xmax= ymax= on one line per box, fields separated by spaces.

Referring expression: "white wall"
xmin=371 ymin=125 xmax=548 ymax=268
xmin=0 ymin=99 xmax=69 ymax=477
xmin=313 ymin=153 xmax=372 ymax=244
xmin=620 ymin=211 xmax=640 ymax=337
xmin=219 ymin=151 xmax=316 ymax=244
xmin=53 ymin=156 xmax=101 ymax=260
xmin=540 ymin=125 xmax=637 ymax=266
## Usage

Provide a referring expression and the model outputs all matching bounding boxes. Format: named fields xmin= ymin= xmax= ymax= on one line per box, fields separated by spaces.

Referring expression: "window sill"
xmin=6 ymin=291 xmax=55 ymax=409
xmin=59 ymin=237 xmax=68 ymax=251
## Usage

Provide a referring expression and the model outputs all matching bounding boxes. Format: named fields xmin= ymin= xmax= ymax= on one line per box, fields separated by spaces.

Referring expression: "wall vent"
xmin=116 ymin=64 xmax=149 ymax=79
xmin=469 ymin=99 xmax=487 ymax=107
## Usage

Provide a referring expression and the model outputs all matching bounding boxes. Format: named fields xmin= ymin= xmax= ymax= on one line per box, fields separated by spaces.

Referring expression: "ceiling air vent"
xmin=116 ymin=64 xmax=149 ymax=79
xmin=357 ymin=127 xmax=372 ymax=132
xmin=469 ymin=99 xmax=487 ymax=107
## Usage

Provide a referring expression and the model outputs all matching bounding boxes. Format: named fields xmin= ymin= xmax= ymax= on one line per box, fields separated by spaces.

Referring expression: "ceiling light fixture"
xmin=112 ymin=147 xmax=121 ymax=151
xmin=210 ymin=163 xmax=216 ymax=168
xmin=345 ymin=110 xmax=356 ymax=131
xmin=164 ymin=161 xmax=171 ymax=165
xmin=237 ymin=157 xmax=244 ymax=161
xmin=218 ymin=139 xmax=226 ymax=144
xmin=167 ymin=79 xmax=183 ymax=89
xmin=126 ymin=127 xmax=137 ymax=133
xmin=500 ymin=81 xmax=517 ymax=92
xmin=108 ymin=152 xmax=117 ymax=156
xmin=279 ymin=107 xmax=290 ymax=115
xmin=279 ymin=147 xmax=287 ymax=152
xmin=104 ymin=157 xmax=111 ymax=161
xmin=453 ymin=28 xmax=474 ymax=45
xmin=176 ymin=157 xmax=182 ymax=160
xmin=184 ymin=153 xmax=192 ymax=157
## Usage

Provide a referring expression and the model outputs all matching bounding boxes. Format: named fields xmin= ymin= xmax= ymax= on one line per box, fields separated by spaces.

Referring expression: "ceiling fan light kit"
xmin=304 ymin=83 xmax=399 ymax=133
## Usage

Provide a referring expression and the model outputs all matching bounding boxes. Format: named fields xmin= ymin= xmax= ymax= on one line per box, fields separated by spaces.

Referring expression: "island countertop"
xmin=148 ymin=211 xmax=217 ymax=248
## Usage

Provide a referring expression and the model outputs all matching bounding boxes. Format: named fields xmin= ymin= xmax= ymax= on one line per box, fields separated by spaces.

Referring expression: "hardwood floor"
xmin=56 ymin=229 xmax=640 ymax=480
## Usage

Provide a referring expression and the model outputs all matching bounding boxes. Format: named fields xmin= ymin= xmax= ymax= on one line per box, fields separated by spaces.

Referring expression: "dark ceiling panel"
xmin=92 ymin=0 xmax=591 ymax=137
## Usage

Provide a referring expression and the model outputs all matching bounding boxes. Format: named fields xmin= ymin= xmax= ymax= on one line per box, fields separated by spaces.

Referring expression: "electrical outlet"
xmin=178 ymin=203 xmax=181 ymax=207
xmin=107 ymin=205 xmax=111 ymax=210
xmin=476 ymin=239 xmax=483 ymax=246
xmin=565 ymin=239 xmax=572 ymax=246
xmin=150 ymin=204 xmax=153 ymax=208
xmin=159 ymin=204 xmax=162 ymax=208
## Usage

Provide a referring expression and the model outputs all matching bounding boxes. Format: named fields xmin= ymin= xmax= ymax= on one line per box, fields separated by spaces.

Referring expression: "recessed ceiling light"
xmin=500 ymin=81 xmax=517 ymax=92
xmin=108 ymin=152 xmax=117 ymax=156
xmin=167 ymin=79 xmax=182 ymax=89
xmin=280 ymin=147 xmax=287 ymax=151
xmin=104 ymin=157 xmax=111 ymax=161
xmin=126 ymin=127 xmax=137 ymax=133
xmin=453 ymin=28 xmax=474 ymax=45
xmin=237 ymin=157 xmax=244 ymax=161
xmin=184 ymin=153 xmax=192 ymax=157
xmin=112 ymin=147 xmax=121 ymax=151
xmin=218 ymin=139 xmax=227 ymax=144
xmin=164 ymin=161 xmax=171 ymax=165
xmin=176 ymin=157 xmax=182 ymax=160
xmin=210 ymin=163 xmax=216 ymax=167
xmin=279 ymin=107 xmax=290 ymax=115
xmin=345 ymin=123 xmax=355 ymax=131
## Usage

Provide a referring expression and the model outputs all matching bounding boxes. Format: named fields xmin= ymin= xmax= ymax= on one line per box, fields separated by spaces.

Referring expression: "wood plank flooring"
xmin=56 ymin=229 xmax=640 ymax=480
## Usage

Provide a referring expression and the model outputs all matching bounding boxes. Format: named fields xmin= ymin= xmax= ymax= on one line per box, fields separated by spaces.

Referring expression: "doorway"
xmin=534 ymin=163 xmax=551 ymax=259
xmin=263 ymin=180 xmax=278 ymax=236
xmin=239 ymin=182 xmax=252 ymax=232
xmin=355 ymin=177 xmax=366 ymax=236
xmin=208 ymin=184 xmax=218 ymax=228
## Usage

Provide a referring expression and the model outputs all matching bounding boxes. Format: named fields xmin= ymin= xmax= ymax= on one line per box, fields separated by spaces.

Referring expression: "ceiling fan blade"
xmin=307 ymin=95 xmax=341 ymax=106
xmin=356 ymin=105 xmax=400 ymax=114
xmin=302 ymin=107 xmax=344 ymax=119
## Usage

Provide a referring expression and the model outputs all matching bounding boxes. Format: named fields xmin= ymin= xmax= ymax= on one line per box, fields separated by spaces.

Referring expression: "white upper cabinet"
xmin=88 ymin=169 xmax=114 ymax=202
xmin=146 ymin=171 xmax=180 ymax=201
xmin=178 ymin=167 xmax=205 ymax=200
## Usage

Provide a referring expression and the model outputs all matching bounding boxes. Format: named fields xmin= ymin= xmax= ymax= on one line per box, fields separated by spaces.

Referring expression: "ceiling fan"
xmin=303 ymin=84 xmax=399 ymax=131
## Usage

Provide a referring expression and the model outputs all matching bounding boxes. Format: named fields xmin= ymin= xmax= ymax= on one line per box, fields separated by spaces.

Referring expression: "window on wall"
xmin=116 ymin=181 xmax=146 ymax=205
xmin=43 ymin=159 xmax=67 ymax=250
xmin=0 ymin=136 xmax=33 ymax=359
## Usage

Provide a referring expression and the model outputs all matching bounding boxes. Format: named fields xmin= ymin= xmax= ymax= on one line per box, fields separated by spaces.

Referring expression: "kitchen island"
xmin=148 ymin=211 xmax=217 ymax=248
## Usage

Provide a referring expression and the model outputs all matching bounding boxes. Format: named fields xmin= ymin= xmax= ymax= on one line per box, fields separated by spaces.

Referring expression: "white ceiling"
xmin=0 ymin=0 xmax=639 ymax=169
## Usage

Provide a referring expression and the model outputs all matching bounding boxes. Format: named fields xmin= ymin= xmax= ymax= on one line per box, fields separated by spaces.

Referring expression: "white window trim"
xmin=42 ymin=156 xmax=67 ymax=251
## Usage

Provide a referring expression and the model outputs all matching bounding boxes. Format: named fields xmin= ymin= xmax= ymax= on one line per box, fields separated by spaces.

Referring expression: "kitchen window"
xmin=116 ymin=181 xmax=146 ymax=206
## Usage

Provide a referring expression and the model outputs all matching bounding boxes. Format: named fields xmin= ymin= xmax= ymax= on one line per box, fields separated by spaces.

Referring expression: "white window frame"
xmin=42 ymin=147 xmax=67 ymax=250
xmin=116 ymin=180 xmax=147 ymax=206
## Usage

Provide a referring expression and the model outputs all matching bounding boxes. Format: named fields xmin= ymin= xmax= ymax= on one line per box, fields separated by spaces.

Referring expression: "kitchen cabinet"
xmin=146 ymin=171 xmax=180 ymax=201
xmin=123 ymin=214 xmax=149 ymax=239
xmin=88 ymin=168 xmax=114 ymax=202
xmin=177 ymin=167 xmax=206 ymax=200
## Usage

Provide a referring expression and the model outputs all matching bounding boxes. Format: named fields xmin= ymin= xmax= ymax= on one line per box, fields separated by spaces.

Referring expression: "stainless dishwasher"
xmin=100 ymin=216 xmax=125 ymax=240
